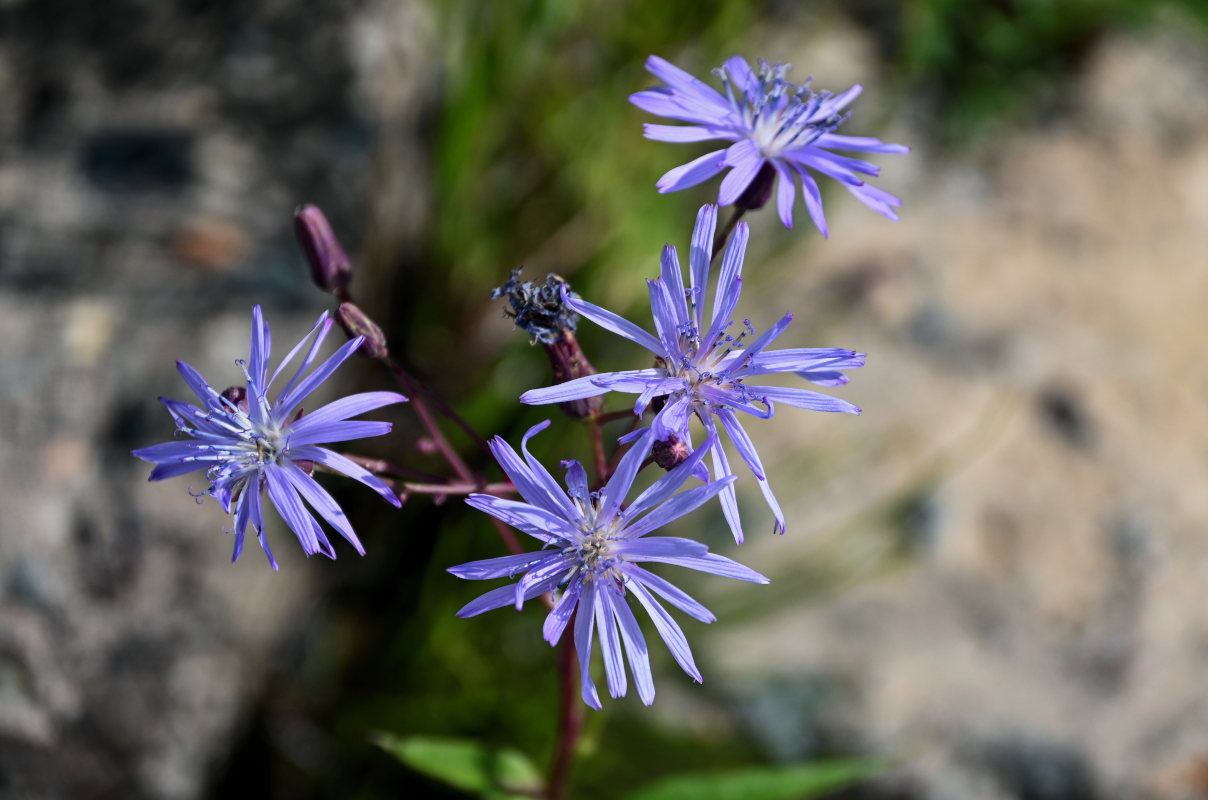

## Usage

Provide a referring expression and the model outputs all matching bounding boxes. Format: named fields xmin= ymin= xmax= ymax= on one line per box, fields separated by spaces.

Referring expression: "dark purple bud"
xmin=545 ymin=330 xmax=602 ymax=420
xmin=294 ymin=204 xmax=351 ymax=294
xmin=220 ymin=385 xmax=248 ymax=411
xmin=734 ymin=162 xmax=777 ymax=211
xmin=651 ymin=433 xmax=691 ymax=470
xmin=336 ymin=302 xmax=389 ymax=359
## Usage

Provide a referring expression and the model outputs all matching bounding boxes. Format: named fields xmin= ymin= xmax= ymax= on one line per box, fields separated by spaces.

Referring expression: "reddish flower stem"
xmin=587 ymin=417 xmax=609 ymax=486
xmin=546 ymin=610 xmax=583 ymax=800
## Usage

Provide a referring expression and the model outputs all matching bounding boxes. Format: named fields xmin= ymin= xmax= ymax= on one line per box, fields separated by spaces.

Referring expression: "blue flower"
xmin=133 ymin=306 xmax=407 ymax=569
xmin=450 ymin=421 xmax=767 ymax=709
xmin=631 ymin=55 xmax=908 ymax=234
xmin=521 ymin=205 xmax=864 ymax=542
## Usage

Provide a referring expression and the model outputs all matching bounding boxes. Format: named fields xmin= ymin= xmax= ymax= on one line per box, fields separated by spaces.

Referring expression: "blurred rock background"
xmin=2 ymin=1 xmax=1208 ymax=799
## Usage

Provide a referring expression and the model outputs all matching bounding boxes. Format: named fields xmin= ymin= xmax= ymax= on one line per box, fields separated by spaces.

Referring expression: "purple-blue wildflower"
xmin=520 ymin=205 xmax=864 ymax=542
xmin=133 ymin=306 xmax=407 ymax=569
xmin=450 ymin=421 xmax=767 ymax=709
xmin=630 ymin=55 xmax=908 ymax=235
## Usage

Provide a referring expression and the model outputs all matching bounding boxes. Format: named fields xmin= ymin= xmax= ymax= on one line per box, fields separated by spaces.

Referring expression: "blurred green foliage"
xmin=896 ymin=0 xmax=1207 ymax=137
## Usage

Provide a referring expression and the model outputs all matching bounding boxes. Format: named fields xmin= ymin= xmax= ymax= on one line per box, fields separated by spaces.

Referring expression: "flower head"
xmin=133 ymin=306 xmax=407 ymax=569
xmin=450 ymin=421 xmax=767 ymax=709
xmin=520 ymin=206 xmax=864 ymax=542
xmin=631 ymin=55 xmax=908 ymax=234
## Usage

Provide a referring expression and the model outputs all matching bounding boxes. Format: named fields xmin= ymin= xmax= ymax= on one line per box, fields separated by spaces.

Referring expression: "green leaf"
xmin=622 ymin=758 xmax=883 ymax=800
xmin=371 ymin=733 xmax=543 ymax=800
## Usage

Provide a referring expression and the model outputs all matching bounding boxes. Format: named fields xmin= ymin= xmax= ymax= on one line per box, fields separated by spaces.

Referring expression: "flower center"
xmin=578 ymin=533 xmax=612 ymax=573
xmin=717 ymin=60 xmax=847 ymax=158
xmin=663 ymin=317 xmax=758 ymax=404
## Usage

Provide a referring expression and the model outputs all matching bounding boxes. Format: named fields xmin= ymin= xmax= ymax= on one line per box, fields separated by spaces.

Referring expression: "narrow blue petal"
xmin=745 ymin=385 xmax=861 ymax=414
xmin=543 ymin=578 xmax=582 ymax=645
xmin=597 ymin=429 xmax=653 ymax=525
xmin=722 ymin=55 xmax=756 ymax=93
xmin=643 ymin=55 xmax=732 ymax=115
xmin=644 ymin=124 xmax=724 ymax=143
xmin=561 ymin=286 xmax=665 ymax=356
xmin=263 ymin=464 xmax=320 ymax=555
xmin=717 ymin=409 xmax=786 ymax=535
xmin=268 ymin=312 xmax=331 ymax=391
xmin=516 ymin=556 xmax=575 ymax=610
xmin=626 ymin=578 xmax=701 ymax=682
xmin=815 ymin=133 xmax=910 ymax=154
xmin=591 ymin=369 xmax=671 ymax=394
xmin=629 ymin=88 xmax=705 ymax=123
xmin=659 ymin=244 xmax=689 ymax=326
xmin=249 ymin=305 xmax=271 ymax=393
xmin=742 ymin=347 xmax=863 ymax=376
xmin=465 ymin=494 xmax=575 ymax=544
xmin=455 ymin=573 xmax=563 ymax=618
xmin=273 ymin=335 xmax=362 ymax=423
xmin=634 ymin=379 xmax=682 ymax=418
xmin=286 ymin=391 xmax=406 ymax=433
xmin=278 ymin=458 xmax=365 ymax=554
xmin=847 ymin=181 xmax=902 ymax=220
xmin=624 ymin=564 xmax=715 ymax=623
xmin=785 ymin=148 xmax=866 ymax=186
xmin=688 ymin=205 xmax=716 ymax=330
xmin=175 ymin=360 xmax=223 ymax=412
xmin=521 ymin=375 xmax=612 ymax=405
xmin=702 ymin=415 xmax=743 ymax=543
xmin=623 ymin=433 xmax=717 ymax=522
xmin=650 ymin=394 xmax=691 ymax=441
xmin=717 ymin=140 xmax=764 ymax=206
xmin=772 ymin=160 xmax=796 ymax=228
xmin=647 ymin=279 xmax=682 ymax=358
xmin=289 ymin=445 xmax=402 ymax=507
xmin=794 ymin=164 xmax=829 ymax=238
xmin=705 ymin=222 xmax=748 ymax=345
xmin=562 ymin=459 xmax=590 ymax=505
xmin=133 ymin=440 xmax=225 ymax=465
xmin=620 ymin=477 xmax=737 ymax=540
xmin=520 ymin=422 xmax=580 ymax=520
xmin=596 ymin=584 xmax=627 ymax=699
xmin=575 ymin=582 xmax=602 ymax=710
xmin=665 ymin=552 xmax=770 ymax=583
xmin=484 ymin=426 xmax=571 ymax=515
xmin=284 ymin=420 xmax=393 ymax=448
xmin=612 ymin=537 xmax=710 ymax=561
xmin=148 ymin=460 xmax=212 ymax=481
xmin=448 ymin=551 xmax=563 ymax=581
xmin=656 ymin=149 xmax=728 ymax=195
xmin=607 ymin=581 xmax=654 ymax=705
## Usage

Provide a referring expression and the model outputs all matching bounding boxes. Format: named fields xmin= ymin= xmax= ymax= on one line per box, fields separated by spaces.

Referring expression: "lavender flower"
xmin=133 ymin=306 xmax=407 ymax=569
xmin=630 ymin=55 xmax=908 ymax=234
xmin=450 ymin=421 xmax=767 ymax=709
xmin=520 ymin=205 xmax=864 ymax=542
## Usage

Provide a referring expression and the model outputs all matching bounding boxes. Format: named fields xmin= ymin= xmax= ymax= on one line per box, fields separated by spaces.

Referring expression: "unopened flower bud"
xmin=651 ymin=433 xmax=692 ymax=470
xmin=294 ymin=204 xmax=351 ymax=294
xmin=734 ymin=162 xmax=776 ymax=211
xmin=220 ymin=385 xmax=247 ymax=410
xmin=336 ymin=302 xmax=389 ymax=359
